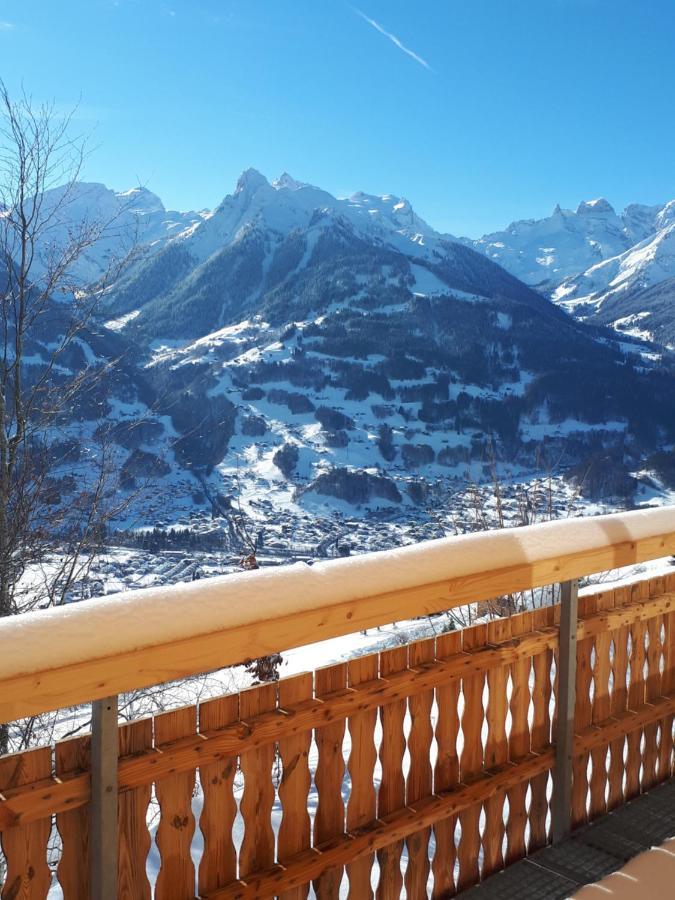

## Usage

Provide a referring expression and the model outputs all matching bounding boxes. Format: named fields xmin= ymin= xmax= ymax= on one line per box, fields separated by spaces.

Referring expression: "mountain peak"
xmin=273 ymin=172 xmax=307 ymax=191
xmin=576 ymin=198 xmax=615 ymax=216
xmin=116 ymin=186 xmax=165 ymax=214
xmin=235 ymin=168 xmax=269 ymax=195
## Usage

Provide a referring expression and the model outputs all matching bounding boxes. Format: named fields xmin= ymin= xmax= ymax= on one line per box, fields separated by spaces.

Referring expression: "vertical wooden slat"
xmin=431 ymin=631 xmax=461 ymax=900
xmin=55 ymin=735 xmax=90 ymax=900
xmin=278 ymin=674 xmax=313 ymax=900
xmin=376 ymin=645 xmax=408 ymax=900
xmin=238 ymin=683 xmax=277 ymax=880
xmin=588 ymin=591 xmax=613 ymax=820
xmin=529 ymin=606 xmax=553 ymax=850
xmin=662 ymin=572 xmax=675 ymax=779
xmin=154 ymin=706 xmax=197 ymax=900
xmin=198 ymin=694 xmax=239 ymax=896
xmin=625 ymin=581 xmax=647 ymax=801
xmin=658 ymin=606 xmax=675 ymax=781
xmin=0 ymin=747 xmax=52 ymax=900
xmin=571 ymin=595 xmax=595 ymax=828
xmin=117 ymin=717 xmax=152 ymax=900
xmin=313 ymin=662 xmax=348 ymax=900
xmin=404 ymin=638 xmax=435 ymax=899
xmin=346 ymin=656 xmax=378 ymax=899
xmin=643 ymin=578 xmax=664 ymax=791
xmin=457 ymin=623 xmax=487 ymax=893
xmin=505 ymin=611 xmax=532 ymax=864
xmin=607 ymin=587 xmax=630 ymax=811
xmin=482 ymin=618 xmax=510 ymax=877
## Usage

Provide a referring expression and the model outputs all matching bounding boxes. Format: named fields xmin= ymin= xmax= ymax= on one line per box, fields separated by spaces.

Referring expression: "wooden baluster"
xmin=238 ymin=683 xmax=277 ymax=881
xmin=198 ymin=694 xmax=239 ymax=896
xmin=643 ymin=577 xmax=664 ymax=790
xmin=154 ymin=706 xmax=197 ymax=900
xmin=482 ymin=618 xmax=510 ymax=877
xmin=55 ymin=735 xmax=91 ymax=900
xmin=376 ymin=645 xmax=408 ymax=900
xmin=313 ymin=662 xmax=348 ymax=900
xmin=457 ymin=623 xmax=487 ymax=893
xmin=346 ymin=656 xmax=378 ymax=899
xmin=607 ymin=587 xmax=630 ymax=811
xmin=661 ymin=572 xmax=675 ymax=780
xmin=506 ymin=611 xmax=532 ymax=863
xmin=571 ymin=595 xmax=595 ymax=828
xmin=278 ymin=674 xmax=313 ymax=900
xmin=658 ymin=603 xmax=675 ymax=781
xmin=529 ymin=606 xmax=554 ymax=850
xmin=431 ymin=631 xmax=461 ymax=900
xmin=589 ymin=591 xmax=613 ymax=820
xmin=625 ymin=581 xmax=648 ymax=800
xmin=0 ymin=747 xmax=52 ymax=900
xmin=404 ymin=638 xmax=435 ymax=899
xmin=117 ymin=718 xmax=152 ymax=900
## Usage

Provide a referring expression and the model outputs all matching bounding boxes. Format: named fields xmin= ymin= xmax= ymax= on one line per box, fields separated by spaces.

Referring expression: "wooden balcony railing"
xmin=0 ymin=507 xmax=674 ymax=898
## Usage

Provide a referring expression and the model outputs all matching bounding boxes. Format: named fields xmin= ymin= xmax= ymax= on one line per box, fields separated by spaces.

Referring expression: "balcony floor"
xmin=461 ymin=779 xmax=675 ymax=899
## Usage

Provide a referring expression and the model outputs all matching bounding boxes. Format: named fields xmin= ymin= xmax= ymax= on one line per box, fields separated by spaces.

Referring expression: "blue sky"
xmin=1 ymin=0 xmax=673 ymax=236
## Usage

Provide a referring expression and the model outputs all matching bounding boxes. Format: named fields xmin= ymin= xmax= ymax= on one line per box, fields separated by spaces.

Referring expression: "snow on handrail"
xmin=1 ymin=506 xmax=674 ymax=721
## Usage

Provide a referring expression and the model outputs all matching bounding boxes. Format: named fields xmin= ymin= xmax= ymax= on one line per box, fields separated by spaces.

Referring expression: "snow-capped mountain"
xmin=139 ymin=167 xmax=447 ymax=272
xmin=468 ymin=198 xmax=675 ymax=346
xmin=82 ymin=170 xmax=675 ymax=523
xmin=38 ymin=175 xmax=675 ymax=350
xmin=103 ymin=168 xmax=545 ymax=340
xmin=9 ymin=169 xmax=675 ymax=532
xmin=25 ymin=181 xmax=204 ymax=286
xmin=468 ymin=199 xmax=637 ymax=291
xmin=553 ymin=220 xmax=675 ymax=346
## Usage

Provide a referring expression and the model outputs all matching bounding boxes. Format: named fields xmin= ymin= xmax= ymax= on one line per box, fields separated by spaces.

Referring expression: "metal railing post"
xmin=90 ymin=695 xmax=118 ymax=900
xmin=552 ymin=579 xmax=579 ymax=843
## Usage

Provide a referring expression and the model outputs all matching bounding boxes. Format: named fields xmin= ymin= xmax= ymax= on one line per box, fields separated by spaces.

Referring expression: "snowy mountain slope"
xmin=103 ymin=168 xmax=549 ymax=340
xmin=590 ymin=276 xmax=675 ymax=347
xmin=123 ymin=167 xmax=448 ymax=280
xmin=2 ymin=303 xmax=207 ymax=536
xmin=552 ymin=225 xmax=675 ymax=345
xmin=20 ymin=177 xmax=675 ymax=350
xmin=11 ymin=171 xmax=675 ymax=533
xmin=23 ymin=181 xmax=204 ymax=287
xmin=77 ymin=170 xmax=674 ymax=523
xmin=468 ymin=197 xmax=675 ymax=346
xmin=130 ymin=268 xmax=675 ymax=523
xmin=467 ymin=199 xmax=635 ymax=291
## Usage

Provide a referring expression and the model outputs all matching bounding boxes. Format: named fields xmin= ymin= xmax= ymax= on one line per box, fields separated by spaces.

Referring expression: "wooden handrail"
xmin=2 ymin=589 xmax=673 ymax=832
xmin=0 ymin=507 xmax=673 ymax=721
xmin=0 ymin=572 xmax=673 ymax=898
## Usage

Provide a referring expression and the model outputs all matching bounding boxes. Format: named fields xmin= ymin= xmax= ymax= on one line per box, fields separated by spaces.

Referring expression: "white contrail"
xmin=353 ymin=7 xmax=431 ymax=71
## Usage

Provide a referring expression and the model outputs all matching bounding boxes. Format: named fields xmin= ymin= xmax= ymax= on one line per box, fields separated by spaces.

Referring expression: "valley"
xmin=6 ymin=169 xmax=675 ymax=607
